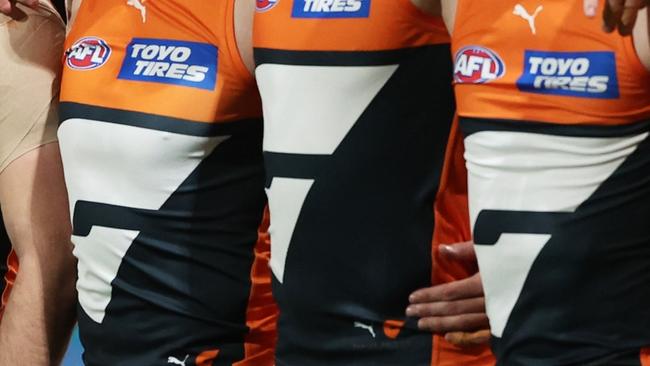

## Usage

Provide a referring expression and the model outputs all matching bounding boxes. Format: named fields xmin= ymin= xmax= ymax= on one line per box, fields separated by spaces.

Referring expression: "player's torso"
xmin=59 ymin=1 xmax=270 ymax=365
xmin=255 ymin=1 xmax=454 ymax=365
xmin=452 ymin=1 xmax=650 ymax=364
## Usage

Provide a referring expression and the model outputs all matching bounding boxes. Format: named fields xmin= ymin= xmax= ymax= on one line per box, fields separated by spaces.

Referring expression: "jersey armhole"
xmin=623 ymin=33 xmax=650 ymax=84
xmin=393 ymin=0 xmax=451 ymax=44
xmin=447 ymin=0 xmax=462 ymax=38
xmin=224 ymin=0 xmax=256 ymax=82
xmin=397 ymin=0 xmax=439 ymax=28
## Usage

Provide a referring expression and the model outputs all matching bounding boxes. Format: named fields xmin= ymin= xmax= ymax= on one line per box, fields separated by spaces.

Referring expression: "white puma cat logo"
xmin=513 ymin=4 xmax=544 ymax=35
xmin=127 ymin=0 xmax=147 ymax=23
xmin=354 ymin=321 xmax=376 ymax=338
xmin=167 ymin=355 xmax=189 ymax=366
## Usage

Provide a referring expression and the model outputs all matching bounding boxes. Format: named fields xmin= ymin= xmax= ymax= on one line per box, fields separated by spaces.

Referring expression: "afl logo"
xmin=66 ymin=37 xmax=111 ymax=70
xmin=256 ymin=0 xmax=279 ymax=12
xmin=454 ymin=46 xmax=505 ymax=84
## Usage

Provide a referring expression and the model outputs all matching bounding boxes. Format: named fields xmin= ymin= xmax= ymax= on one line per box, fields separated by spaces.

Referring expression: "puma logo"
xmin=167 ymin=355 xmax=189 ymax=366
xmin=513 ymin=4 xmax=543 ymax=35
xmin=354 ymin=321 xmax=376 ymax=338
xmin=127 ymin=0 xmax=147 ymax=23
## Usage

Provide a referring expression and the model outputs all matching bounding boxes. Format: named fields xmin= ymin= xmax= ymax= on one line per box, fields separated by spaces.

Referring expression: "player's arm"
xmin=406 ymin=241 xmax=491 ymax=347
xmin=0 ymin=145 xmax=77 ymax=365
xmin=584 ymin=0 xmax=650 ymax=70
xmin=410 ymin=0 xmax=442 ymax=16
xmin=602 ymin=0 xmax=648 ymax=35
xmin=0 ymin=3 xmax=76 ymax=363
xmin=0 ymin=0 xmax=38 ymax=14
xmin=410 ymin=0 xmax=458 ymax=35
xmin=234 ymin=0 xmax=255 ymax=75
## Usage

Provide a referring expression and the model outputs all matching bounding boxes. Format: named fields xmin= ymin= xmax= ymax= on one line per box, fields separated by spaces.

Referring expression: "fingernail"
xmin=439 ymin=245 xmax=453 ymax=255
xmin=409 ymin=294 xmax=416 ymax=302
xmin=406 ymin=306 xmax=414 ymax=316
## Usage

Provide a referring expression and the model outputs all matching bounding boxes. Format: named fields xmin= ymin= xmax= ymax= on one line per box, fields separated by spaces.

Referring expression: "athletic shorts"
xmin=0 ymin=1 xmax=64 ymax=173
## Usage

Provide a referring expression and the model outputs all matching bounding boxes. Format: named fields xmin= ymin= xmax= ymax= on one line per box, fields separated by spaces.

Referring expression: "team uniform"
xmin=254 ymin=1 xmax=492 ymax=365
xmin=59 ymin=1 xmax=276 ymax=365
xmin=452 ymin=0 xmax=650 ymax=365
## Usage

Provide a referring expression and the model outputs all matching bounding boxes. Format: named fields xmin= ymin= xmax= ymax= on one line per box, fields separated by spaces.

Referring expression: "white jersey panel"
xmin=257 ymin=64 xmax=398 ymax=155
xmin=58 ymin=118 xmax=227 ymax=323
xmin=256 ymin=63 xmax=396 ymax=283
xmin=465 ymin=130 xmax=648 ymax=337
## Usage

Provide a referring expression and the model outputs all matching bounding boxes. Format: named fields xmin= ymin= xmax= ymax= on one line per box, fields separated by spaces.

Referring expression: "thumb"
xmin=439 ymin=241 xmax=476 ymax=263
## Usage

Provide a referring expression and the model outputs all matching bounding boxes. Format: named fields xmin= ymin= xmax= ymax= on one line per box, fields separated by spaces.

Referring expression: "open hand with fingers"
xmin=0 ymin=0 xmax=39 ymax=15
xmin=584 ymin=0 xmax=649 ymax=35
xmin=406 ymin=241 xmax=491 ymax=347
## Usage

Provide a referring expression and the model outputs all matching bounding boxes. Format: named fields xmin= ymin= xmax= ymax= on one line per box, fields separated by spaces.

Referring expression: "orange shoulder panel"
xmin=62 ymin=0 xmax=261 ymax=123
xmin=452 ymin=0 xmax=650 ymax=125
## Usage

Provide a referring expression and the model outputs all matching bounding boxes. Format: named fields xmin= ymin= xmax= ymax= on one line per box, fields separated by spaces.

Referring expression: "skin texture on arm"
xmin=631 ymin=6 xmax=650 ymax=70
xmin=0 ymin=2 xmax=76 ymax=363
xmin=440 ymin=0 xmax=457 ymax=34
xmin=234 ymin=0 xmax=255 ymax=75
xmin=68 ymin=0 xmax=82 ymax=31
xmin=0 ymin=0 xmax=38 ymax=14
xmin=0 ymin=145 xmax=77 ymax=365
